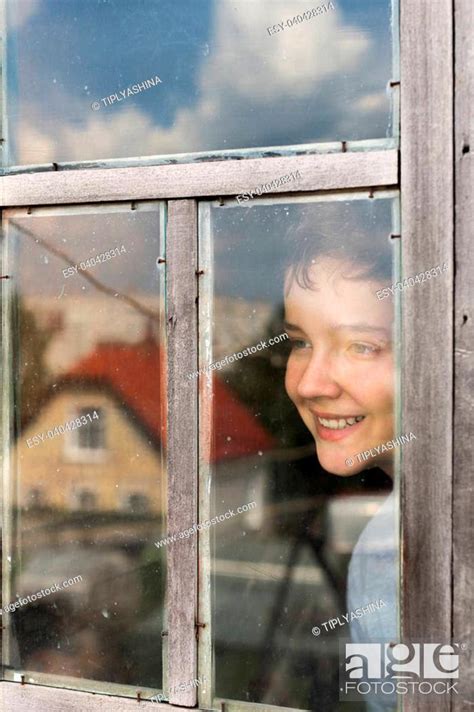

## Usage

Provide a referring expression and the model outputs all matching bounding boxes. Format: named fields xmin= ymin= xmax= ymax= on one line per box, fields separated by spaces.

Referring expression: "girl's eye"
xmin=289 ymin=338 xmax=311 ymax=351
xmin=349 ymin=343 xmax=380 ymax=356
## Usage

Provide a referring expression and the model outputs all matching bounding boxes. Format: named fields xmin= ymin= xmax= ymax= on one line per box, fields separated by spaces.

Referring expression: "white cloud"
xmin=355 ymin=92 xmax=388 ymax=113
xmin=202 ymin=1 xmax=371 ymax=101
xmin=7 ymin=0 xmax=40 ymax=29
xmin=15 ymin=120 xmax=56 ymax=165
xmin=15 ymin=0 xmax=381 ymax=164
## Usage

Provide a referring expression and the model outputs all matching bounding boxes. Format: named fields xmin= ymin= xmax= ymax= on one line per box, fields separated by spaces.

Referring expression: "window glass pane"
xmin=2 ymin=204 xmax=167 ymax=696
xmin=5 ymin=0 xmax=395 ymax=166
xmin=202 ymin=194 xmax=400 ymax=710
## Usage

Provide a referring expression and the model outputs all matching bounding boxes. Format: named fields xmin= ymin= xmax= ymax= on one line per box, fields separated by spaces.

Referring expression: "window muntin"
xmin=199 ymin=193 xmax=400 ymax=710
xmin=5 ymin=0 xmax=395 ymax=167
xmin=1 ymin=203 xmax=167 ymax=696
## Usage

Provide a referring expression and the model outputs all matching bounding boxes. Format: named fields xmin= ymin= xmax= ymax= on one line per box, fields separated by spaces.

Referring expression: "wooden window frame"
xmin=1 ymin=0 xmax=472 ymax=710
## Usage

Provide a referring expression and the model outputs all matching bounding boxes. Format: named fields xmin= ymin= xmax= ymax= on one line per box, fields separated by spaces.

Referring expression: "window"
xmin=4 ymin=0 xmax=395 ymax=165
xmin=204 ymin=194 xmax=398 ymax=708
xmin=26 ymin=488 xmax=45 ymax=509
xmin=124 ymin=493 xmax=151 ymax=515
xmin=67 ymin=407 xmax=105 ymax=455
xmin=2 ymin=201 xmax=167 ymax=695
xmin=0 ymin=1 xmax=469 ymax=711
xmin=72 ymin=488 xmax=97 ymax=511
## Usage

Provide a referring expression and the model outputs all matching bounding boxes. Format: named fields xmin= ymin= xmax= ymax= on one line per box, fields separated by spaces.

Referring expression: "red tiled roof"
xmin=68 ymin=337 xmax=276 ymax=463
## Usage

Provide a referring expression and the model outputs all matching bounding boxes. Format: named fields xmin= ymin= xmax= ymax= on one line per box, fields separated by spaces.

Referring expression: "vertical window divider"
xmin=166 ymin=199 xmax=199 ymax=707
xmin=1 ymin=221 xmax=14 ymax=668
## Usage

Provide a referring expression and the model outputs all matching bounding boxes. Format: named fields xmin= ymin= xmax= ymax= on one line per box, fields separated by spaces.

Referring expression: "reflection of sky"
xmin=7 ymin=198 xmax=394 ymax=303
xmin=212 ymin=199 xmax=394 ymax=302
xmin=8 ymin=211 xmax=161 ymax=296
xmin=7 ymin=0 xmax=393 ymax=165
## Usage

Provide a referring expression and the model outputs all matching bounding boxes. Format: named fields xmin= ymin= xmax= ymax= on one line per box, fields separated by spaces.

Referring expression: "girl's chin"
xmin=313 ymin=442 xmax=370 ymax=477
xmin=322 ymin=462 xmax=363 ymax=477
xmin=316 ymin=447 xmax=392 ymax=478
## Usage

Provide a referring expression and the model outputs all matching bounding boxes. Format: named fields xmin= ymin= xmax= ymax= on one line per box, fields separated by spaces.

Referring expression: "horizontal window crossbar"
xmin=0 ymin=151 xmax=398 ymax=208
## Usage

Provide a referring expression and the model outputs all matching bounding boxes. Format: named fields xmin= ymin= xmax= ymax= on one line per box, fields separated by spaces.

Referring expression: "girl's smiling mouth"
xmin=311 ymin=410 xmax=367 ymax=441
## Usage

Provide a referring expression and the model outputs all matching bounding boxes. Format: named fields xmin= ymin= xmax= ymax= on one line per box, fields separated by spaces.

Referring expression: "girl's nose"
xmin=296 ymin=351 xmax=342 ymax=401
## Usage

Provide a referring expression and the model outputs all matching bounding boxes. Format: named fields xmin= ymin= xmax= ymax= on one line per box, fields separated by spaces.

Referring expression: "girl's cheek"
xmin=362 ymin=363 xmax=394 ymax=407
xmin=285 ymin=356 xmax=304 ymax=401
xmin=285 ymin=365 xmax=296 ymax=401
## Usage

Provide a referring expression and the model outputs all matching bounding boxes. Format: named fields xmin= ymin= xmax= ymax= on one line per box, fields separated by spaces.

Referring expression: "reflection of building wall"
xmin=14 ymin=389 xmax=165 ymax=514
xmin=24 ymin=295 xmax=163 ymax=375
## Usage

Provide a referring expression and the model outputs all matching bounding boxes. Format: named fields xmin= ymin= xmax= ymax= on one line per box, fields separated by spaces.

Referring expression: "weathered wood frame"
xmin=165 ymin=200 xmax=199 ymax=707
xmin=0 ymin=151 xmax=397 ymax=207
xmin=0 ymin=150 xmax=398 ymax=712
xmin=0 ymin=0 xmax=470 ymax=708
xmin=453 ymin=0 xmax=473 ymax=707
xmin=400 ymin=1 xmax=472 ymax=712
xmin=400 ymin=0 xmax=454 ymax=673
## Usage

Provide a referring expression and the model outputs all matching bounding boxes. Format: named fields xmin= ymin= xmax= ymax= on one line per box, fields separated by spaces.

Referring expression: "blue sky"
xmin=7 ymin=0 xmax=394 ymax=165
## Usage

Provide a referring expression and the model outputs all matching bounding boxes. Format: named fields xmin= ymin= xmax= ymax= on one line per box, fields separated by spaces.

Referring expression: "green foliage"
xmin=9 ymin=290 xmax=57 ymax=430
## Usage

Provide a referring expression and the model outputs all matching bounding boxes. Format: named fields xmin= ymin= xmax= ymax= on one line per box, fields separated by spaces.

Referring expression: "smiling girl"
xmin=282 ymin=221 xmax=397 ymax=710
xmin=283 ymin=227 xmax=395 ymax=478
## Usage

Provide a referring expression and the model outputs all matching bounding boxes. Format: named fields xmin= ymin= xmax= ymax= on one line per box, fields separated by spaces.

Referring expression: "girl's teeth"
xmin=318 ymin=416 xmax=365 ymax=430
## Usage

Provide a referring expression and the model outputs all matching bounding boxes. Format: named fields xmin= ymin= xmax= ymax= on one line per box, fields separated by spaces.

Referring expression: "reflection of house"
xmin=15 ymin=333 xmax=275 ymax=518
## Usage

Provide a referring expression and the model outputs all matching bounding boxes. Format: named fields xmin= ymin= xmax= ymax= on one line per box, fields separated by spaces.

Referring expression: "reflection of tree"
xmin=10 ymin=220 xmax=160 ymax=321
xmin=224 ymin=305 xmax=309 ymax=449
xmin=10 ymin=291 xmax=58 ymax=430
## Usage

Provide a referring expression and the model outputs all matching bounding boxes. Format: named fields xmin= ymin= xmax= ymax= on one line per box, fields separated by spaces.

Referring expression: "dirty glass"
xmin=5 ymin=0 xmax=394 ymax=166
xmin=1 ymin=203 xmax=167 ymax=697
xmin=203 ymin=194 xmax=400 ymax=710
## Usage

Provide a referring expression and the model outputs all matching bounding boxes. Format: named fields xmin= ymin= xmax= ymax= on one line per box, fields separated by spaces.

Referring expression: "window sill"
xmin=0 ymin=681 xmax=187 ymax=711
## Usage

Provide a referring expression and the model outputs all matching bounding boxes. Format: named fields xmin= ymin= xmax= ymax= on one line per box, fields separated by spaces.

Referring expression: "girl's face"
xmin=284 ymin=257 xmax=394 ymax=477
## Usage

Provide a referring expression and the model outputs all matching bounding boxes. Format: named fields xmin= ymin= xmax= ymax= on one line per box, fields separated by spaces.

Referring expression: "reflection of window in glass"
xmin=64 ymin=407 xmax=106 ymax=462
xmin=73 ymin=489 xmax=97 ymax=511
xmin=75 ymin=407 xmax=105 ymax=450
xmin=124 ymin=493 xmax=150 ymax=514
xmin=28 ymin=488 xmax=44 ymax=508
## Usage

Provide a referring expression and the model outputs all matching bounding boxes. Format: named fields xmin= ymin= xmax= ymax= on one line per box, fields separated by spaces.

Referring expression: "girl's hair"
xmin=283 ymin=209 xmax=393 ymax=293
